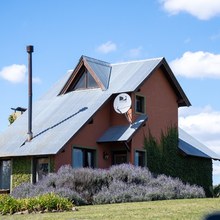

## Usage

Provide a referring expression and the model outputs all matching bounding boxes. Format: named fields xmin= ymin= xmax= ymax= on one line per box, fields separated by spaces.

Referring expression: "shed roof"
xmin=178 ymin=128 xmax=220 ymax=160
xmin=0 ymin=56 xmax=191 ymax=157
xmin=97 ymin=114 xmax=148 ymax=143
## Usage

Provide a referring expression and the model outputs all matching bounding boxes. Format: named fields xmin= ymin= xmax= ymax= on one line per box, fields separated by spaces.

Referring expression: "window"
xmin=0 ymin=160 xmax=11 ymax=189
xmin=134 ymin=151 xmax=145 ymax=167
xmin=33 ymin=158 xmax=49 ymax=183
xmin=135 ymin=95 xmax=145 ymax=113
xmin=72 ymin=148 xmax=95 ymax=168
xmin=71 ymin=68 xmax=98 ymax=91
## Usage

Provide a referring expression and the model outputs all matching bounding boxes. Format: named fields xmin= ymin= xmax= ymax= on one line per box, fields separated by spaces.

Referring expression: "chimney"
xmin=26 ymin=45 xmax=34 ymax=141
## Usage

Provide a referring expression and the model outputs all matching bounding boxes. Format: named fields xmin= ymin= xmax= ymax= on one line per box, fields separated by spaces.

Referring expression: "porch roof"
xmin=97 ymin=114 xmax=148 ymax=143
xmin=178 ymin=128 xmax=220 ymax=160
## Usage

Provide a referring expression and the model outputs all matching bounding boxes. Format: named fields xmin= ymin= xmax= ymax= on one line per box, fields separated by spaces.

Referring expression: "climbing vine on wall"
xmin=12 ymin=157 xmax=32 ymax=189
xmin=144 ymin=126 xmax=212 ymax=196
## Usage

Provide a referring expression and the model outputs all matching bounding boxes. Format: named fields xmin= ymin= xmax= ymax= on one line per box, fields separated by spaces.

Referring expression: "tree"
xmin=8 ymin=114 xmax=17 ymax=125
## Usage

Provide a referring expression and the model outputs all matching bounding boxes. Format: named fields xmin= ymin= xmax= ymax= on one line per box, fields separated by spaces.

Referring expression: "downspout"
xmin=26 ymin=45 xmax=34 ymax=141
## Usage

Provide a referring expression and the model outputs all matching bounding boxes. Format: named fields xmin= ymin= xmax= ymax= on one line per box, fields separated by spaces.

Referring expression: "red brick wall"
xmin=130 ymin=67 xmax=178 ymax=160
xmin=55 ymin=67 xmax=179 ymax=170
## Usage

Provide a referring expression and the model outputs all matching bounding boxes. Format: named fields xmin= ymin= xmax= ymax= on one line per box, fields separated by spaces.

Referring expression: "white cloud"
xmin=179 ymin=106 xmax=220 ymax=153
xmin=160 ymin=0 xmax=220 ymax=20
xmin=0 ymin=64 xmax=27 ymax=83
xmin=96 ymin=41 xmax=117 ymax=54
xmin=0 ymin=64 xmax=42 ymax=84
xmin=213 ymin=161 xmax=220 ymax=176
xmin=128 ymin=46 xmax=143 ymax=58
xmin=170 ymin=51 xmax=220 ymax=79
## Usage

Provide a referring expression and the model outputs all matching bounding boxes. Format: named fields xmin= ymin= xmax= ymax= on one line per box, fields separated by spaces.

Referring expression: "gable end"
xmin=160 ymin=58 xmax=191 ymax=107
xmin=59 ymin=56 xmax=111 ymax=95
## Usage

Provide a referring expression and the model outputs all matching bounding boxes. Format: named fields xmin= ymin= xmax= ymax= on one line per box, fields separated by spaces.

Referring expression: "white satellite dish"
xmin=113 ymin=93 xmax=131 ymax=114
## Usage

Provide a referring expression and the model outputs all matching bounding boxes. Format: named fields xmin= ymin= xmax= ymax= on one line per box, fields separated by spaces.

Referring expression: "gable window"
xmin=134 ymin=151 xmax=145 ymax=167
xmin=0 ymin=160 xmax=11 ymax=190
xmin=135 ymin=95 xmax=145 ymax=114
xmin=69 ymin=68 xmax=99 ymax=91
xmin=72 ymin=147 xmax=95 ymax=168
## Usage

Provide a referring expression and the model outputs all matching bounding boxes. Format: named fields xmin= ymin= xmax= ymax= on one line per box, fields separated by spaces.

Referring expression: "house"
xmin=0 ymin=55 xmax=219 ymax=192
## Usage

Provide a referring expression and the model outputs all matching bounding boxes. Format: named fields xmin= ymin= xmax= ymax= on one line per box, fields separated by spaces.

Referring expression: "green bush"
xmin=36 ymin=193 xmax=73 ymax=212
xmin=0 ymin=195 xmax=21 ymax=215
xmin=0 ymin=193 xmax=73 ymax=215
xmin=213 ymin=184 xmax=220 ymax=197
xmin=12 ymin=157 xmax=32 ymax=189
xmin=144 ymin=126 xmax=213 ymax=196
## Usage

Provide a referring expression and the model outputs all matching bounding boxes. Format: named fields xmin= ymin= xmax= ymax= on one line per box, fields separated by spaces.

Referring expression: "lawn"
xmin=1 ymin=198 xmax=220 ymax=220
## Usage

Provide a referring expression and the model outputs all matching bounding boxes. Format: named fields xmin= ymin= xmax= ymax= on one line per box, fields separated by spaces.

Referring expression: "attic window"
xmin=67 ymin=67 xmax=99 ymax=92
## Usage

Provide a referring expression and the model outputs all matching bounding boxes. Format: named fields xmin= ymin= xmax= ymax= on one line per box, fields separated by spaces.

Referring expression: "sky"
xmin=1 ymin=0 xmax=220 ymax=184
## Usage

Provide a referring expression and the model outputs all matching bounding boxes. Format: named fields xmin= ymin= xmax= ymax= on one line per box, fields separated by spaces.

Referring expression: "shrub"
xmin=0 ymin=195 xmax=21 ymax=215
xmin=144 ymin=126 xmax=213 ymax=196
xmin=11 ymin=164 xmax=205 ymax=206
xmin=93 ymin=180 xmax=160 ymax=204
xmin=32 ymin=193 xmax=73 ymax=212
xmin=108 ymin=163 xmax=152 ymax=185
xmin=0 ymin=193 xmax=73 ymax=215
xmin=55 ymin=188 xmax=87 ymax=205
xmin=93 ymin=171 xmax=205 ymax=204
xmin=213 ymin=184 xmax=220 ymax=197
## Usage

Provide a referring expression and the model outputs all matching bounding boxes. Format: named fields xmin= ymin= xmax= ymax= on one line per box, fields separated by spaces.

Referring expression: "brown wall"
xmin=139 ymin=67 xmax=178 ymax=140
xmin=55 ymin=67 xmax=179 ymax=171
xmin=129 ymin=67 xmax=178 ymax=163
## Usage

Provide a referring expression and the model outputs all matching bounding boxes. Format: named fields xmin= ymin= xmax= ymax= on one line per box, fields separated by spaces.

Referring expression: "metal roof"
xmin=109 ymin=58 xmax=162 ymax=93
xmin=0 ymin=56 xmax=191 ymax=157
xmin=0 ymin=89 xmax=111 ymax=157
xmin=109 ymin=58 xmax=191 ymax=106
xmin=178 ymin=128 xmax=220 ymax=160
xmin=97 ymin=114 xmax=148 ymax=143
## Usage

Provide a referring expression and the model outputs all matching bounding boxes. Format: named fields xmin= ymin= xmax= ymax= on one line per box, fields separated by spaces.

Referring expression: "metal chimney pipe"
xmin=26 ymin=45 xmax=34 ymax=141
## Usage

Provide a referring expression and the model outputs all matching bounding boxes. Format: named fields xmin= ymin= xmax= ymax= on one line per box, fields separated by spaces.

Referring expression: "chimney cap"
xmin=26 ymin=45 xmax=34 ymax=53
xmin=11 ymin=107 xmax=27 ymax=112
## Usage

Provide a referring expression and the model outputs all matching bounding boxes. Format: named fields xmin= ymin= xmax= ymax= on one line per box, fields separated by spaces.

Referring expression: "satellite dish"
xmin=113 ymin=93 xmax=131 ymax=114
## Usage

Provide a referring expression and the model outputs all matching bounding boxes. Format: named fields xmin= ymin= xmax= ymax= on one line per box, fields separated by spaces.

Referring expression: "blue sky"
xmin=1 ymin=0 xmax=220 ymax=183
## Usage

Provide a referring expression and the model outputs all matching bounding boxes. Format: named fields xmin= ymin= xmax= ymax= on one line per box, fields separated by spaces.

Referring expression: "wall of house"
xmin=55 ymin=67 xmax=179 ymax=171
xmin=129 ymin=67 xmax=179 ymax=163
xmin=134 ymin=67 xmax=178 ymax=140
xmin=55 ymin=99 xmax=121 ymax=170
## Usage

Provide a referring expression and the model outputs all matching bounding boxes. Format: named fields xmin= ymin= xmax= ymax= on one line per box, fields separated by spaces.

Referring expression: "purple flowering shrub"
xmin=11 ymin=164 xmax=205 ymax=205
xmin=108 ymin=163 xmax=152 ymax=185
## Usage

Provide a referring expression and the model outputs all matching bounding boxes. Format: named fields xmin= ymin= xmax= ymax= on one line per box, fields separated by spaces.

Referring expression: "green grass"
xmin=1 ymin=198 xmax=220 ymax=220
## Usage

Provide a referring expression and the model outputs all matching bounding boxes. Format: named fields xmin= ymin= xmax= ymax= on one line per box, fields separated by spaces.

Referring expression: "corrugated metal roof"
xmin=97 ymin=114 xmax=148 ymax=143
xmin=178 ymin=128 xmax=220 ymax=160
xmin=0 ymin=89 xmax=111 ymax=157
xmin=109 ymin=58 xmax=162 ymax=93
xmin=0 ymin=56 xmax=191 ymax=157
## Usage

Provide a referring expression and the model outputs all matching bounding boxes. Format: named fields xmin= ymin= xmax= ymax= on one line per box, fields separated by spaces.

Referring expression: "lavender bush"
xmin=11 ymin=164 xmax=205 ymax=205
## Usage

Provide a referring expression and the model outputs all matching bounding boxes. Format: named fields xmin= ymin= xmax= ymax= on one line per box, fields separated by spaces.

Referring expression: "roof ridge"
xmin=82 ymin=55 xmax=111 ymax=67
xmin=111 ymin=57 xmax=164 ymax=66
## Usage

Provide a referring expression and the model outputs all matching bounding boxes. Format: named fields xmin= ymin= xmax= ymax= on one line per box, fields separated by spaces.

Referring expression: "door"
xmin=113 ymin=151 xmax=127 ymax=165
